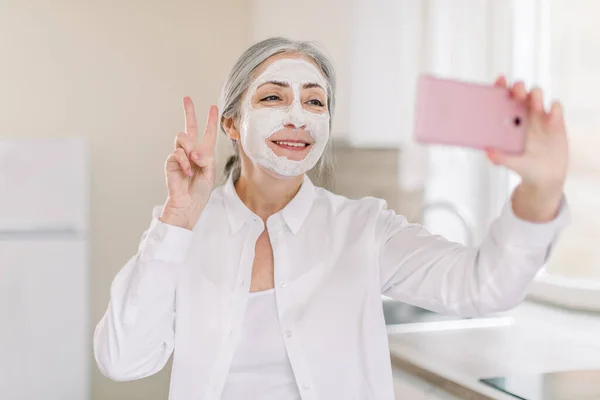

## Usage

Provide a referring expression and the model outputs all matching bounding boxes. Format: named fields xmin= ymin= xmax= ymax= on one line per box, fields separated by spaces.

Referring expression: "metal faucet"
xmin=412 ymin=200 xmax=476 ymax=247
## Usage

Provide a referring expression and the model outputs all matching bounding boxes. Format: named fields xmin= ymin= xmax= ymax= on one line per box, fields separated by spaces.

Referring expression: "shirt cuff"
xmin=496 ymin=192 xmax=571 ymax=248
xmin=139 ymin=218 xmax=194 ymax=263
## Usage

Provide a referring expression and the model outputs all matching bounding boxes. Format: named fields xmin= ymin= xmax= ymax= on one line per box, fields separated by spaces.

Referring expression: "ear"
xmin=222 ymin=116 xmax=240 ymax=141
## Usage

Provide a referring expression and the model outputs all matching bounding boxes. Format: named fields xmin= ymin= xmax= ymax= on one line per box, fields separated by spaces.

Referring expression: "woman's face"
xmin=235 ymin=53 xmax=331 ymax=178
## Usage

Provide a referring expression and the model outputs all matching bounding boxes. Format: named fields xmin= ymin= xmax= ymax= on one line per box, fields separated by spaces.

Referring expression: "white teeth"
xmin=275 ymin=141 xmax=307 ymax=148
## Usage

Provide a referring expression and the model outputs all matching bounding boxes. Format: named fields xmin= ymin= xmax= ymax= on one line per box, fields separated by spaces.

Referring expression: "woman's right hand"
xmin=160 ymin=97 xmax=219 ymax=230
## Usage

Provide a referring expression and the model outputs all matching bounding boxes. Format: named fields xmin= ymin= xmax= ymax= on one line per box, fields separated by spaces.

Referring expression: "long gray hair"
xmin=218 ymin=37 xmax=336 ymax=188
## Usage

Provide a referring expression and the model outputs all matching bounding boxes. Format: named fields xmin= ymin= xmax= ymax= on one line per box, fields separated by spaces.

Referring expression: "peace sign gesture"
xmin=160 ymin=97 xmax=219 ymax=230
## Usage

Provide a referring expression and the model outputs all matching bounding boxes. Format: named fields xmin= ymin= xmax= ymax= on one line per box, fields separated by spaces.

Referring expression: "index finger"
xmin=183 ymin=96 xmax=198 ymax=140
xmin=199 ymin=105 xmax=219 ymax=154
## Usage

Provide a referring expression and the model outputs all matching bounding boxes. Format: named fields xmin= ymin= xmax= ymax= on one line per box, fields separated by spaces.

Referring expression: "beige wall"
xmin=0 ymin=1 xmax=248 ymax=399
xmin=0 ymin=0 xmax=360 ymax=398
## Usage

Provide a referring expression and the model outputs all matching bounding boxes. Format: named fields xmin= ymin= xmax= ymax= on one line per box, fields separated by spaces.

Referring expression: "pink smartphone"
xmin=413 ymin=74 xmax=528 ymax=154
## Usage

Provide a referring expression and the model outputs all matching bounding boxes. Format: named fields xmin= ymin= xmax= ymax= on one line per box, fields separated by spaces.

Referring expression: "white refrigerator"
xmin=0 ymin=138 xmax=90 ymax=400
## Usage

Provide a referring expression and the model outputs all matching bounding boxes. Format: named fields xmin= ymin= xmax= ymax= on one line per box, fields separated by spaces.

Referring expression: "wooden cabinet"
xmin=392 ymin=368 xmax=460 ymax=400
xmin=328 ymin=144 xmax=424 ymax=221
xmin=392 ymin=368 xmax=436 ymax=399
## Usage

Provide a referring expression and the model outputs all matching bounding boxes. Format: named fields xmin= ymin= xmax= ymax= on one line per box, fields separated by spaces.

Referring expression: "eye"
xmin=307 ymin=99 xmax=324 ymax=107
xmin=260 ymin=95 xmax=281 ymax=102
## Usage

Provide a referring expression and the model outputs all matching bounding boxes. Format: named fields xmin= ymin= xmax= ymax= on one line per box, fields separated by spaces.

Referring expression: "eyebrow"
xmin=258 ymin=80 xmax=325 ymax=91
xmin=258 ymin=80 xmax=289 ymax=89
xmin=302 ymin=82 xmax=325 ymax=90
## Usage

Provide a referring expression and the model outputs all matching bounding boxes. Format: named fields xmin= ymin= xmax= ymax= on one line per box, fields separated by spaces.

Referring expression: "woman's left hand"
xmin=486 ymin=76 xmax=569 ymax=222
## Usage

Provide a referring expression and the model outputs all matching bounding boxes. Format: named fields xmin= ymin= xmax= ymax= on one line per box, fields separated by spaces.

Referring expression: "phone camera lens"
xmin=513 ymin=116 xmax=521 ymax=126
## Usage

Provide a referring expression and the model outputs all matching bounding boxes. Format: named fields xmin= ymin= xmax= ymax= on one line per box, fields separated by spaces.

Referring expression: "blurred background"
xmin=1 ymin=0 xmax=599 ymax=399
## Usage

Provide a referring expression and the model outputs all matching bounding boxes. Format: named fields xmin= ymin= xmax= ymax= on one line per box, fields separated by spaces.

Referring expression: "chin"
xmin=257 ymin=162 xmax=305 ymax=181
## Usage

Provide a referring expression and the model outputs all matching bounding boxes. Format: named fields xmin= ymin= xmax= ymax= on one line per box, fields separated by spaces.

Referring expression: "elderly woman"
xmin=94 ymin=37 xmax=570 ymax=400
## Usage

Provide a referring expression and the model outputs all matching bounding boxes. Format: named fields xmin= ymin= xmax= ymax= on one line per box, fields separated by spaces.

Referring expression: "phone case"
xmin=413 ymin=74 xmax=528 ymax=154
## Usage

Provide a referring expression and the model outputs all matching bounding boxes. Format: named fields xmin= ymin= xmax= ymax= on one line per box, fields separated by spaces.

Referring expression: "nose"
xmin=284 ymin=122 xmax=306 ymax=130
xmin=283 ymin=99 xmax=307 ymax=129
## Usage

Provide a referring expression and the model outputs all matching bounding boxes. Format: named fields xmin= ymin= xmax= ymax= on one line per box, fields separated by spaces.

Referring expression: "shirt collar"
xmin=281 ymin=175 xmax=316 ymax=235
xmin=223 ymin=174 xmax=316 ymax=235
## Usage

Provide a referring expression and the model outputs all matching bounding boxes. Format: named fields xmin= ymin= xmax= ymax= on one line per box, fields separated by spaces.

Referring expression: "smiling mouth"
xmin=271 ymin=140 xmax=312 ymax=151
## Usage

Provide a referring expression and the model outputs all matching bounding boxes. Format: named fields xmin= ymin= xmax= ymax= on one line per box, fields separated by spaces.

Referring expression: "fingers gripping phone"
xmin=413 ymin=74 xmax=528 ymax=154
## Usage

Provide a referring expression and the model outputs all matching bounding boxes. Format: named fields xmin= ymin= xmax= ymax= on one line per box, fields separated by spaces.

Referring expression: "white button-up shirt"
xmin=94 ymin=176 xmax=569 ymax=400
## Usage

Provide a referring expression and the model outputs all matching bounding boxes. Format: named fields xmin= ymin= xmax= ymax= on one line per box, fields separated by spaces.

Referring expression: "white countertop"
xmin=388 ymin=300 xmax=600 ymax=399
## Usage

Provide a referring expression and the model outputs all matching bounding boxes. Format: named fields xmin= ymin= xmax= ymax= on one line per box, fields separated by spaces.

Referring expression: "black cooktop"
xmin=480 ymin=369 xmax=600 ymax=400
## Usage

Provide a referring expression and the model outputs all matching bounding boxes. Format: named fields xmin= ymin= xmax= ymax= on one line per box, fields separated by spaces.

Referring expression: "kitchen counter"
xmin=388 ymin=301 xmax=600 ymax=399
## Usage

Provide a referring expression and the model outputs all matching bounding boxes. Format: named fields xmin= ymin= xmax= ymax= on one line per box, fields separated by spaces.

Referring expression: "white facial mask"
xmin=239 ymin=58 xmax=330 ymax=177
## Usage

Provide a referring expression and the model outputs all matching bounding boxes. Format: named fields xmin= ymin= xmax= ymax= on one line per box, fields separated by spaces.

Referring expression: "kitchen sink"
xmin=382 ymin=298 xmax=514 ymax=334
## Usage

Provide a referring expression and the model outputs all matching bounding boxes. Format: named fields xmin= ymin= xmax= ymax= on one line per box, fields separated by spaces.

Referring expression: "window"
xmin=542 ymin=0 xmax=600 ymax=281
xmin=511 ymin=0 xmax=600 ymax=310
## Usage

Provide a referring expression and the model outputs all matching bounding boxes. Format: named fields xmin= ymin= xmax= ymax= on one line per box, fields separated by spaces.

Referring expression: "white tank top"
xmin=221 ymin=288 xmax=301 ymax=400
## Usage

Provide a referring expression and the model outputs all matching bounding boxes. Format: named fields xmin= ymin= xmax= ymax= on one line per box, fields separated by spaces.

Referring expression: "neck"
xmin=234 ymin=167 xmax=304 ymax=222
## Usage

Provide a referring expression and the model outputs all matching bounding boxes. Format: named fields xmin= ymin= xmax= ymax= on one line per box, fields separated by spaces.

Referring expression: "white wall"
xmin=0 ymin=1 xmax=249 ymax=399
xmin=249 ymin=0 xmax=353 ymax=139
xmin=247 ymin=0 xmax=437 ymax=150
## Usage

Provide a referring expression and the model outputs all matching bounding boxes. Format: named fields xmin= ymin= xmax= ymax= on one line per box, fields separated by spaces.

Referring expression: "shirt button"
xmin=284 ymin=330 xmax=292 ymax=338
xmin=240 ymin=280 xmax=245 ymax=286
xmin=303 ymin=383 xmax=311 ymax=390
xmin=280 ymin=281 xmax=287 ymax=288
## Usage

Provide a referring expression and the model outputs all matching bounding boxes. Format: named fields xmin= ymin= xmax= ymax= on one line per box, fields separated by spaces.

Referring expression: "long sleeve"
xmin=377 ymin=193 xmax=570 ymax=317
xmin=93 ymin=206 xmax=194 ymax=381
